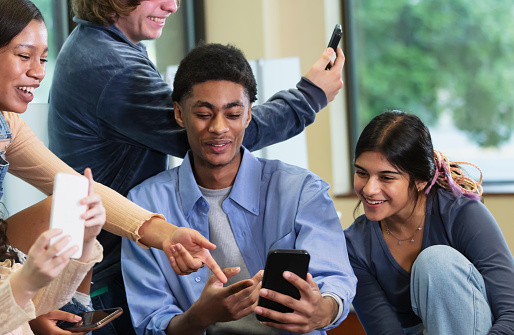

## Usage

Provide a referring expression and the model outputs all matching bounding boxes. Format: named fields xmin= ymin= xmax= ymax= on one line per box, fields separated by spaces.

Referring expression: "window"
xmin=348 ymin=0 xmax=514 ymax=192
xmin=31 ymin=0 xmax=69 ymax=103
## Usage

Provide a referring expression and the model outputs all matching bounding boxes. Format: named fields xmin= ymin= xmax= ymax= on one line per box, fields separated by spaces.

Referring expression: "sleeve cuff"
xmin=321 ymin=292 xmax=344 ymax=326
xmin=297 ymin=77 xmax=328 ymax=112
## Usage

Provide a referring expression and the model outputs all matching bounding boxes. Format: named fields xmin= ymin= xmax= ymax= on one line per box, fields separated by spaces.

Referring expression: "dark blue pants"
xmin=91 ymin=274 xmax=136 ymax=335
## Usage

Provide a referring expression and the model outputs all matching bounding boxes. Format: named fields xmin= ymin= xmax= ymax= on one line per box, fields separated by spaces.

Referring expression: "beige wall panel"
xmin=204 ymin=0 xmax=266 ymax=59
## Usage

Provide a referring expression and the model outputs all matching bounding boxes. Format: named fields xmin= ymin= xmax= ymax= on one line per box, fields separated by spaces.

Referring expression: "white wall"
xmin=3 ymin=104 xmax=47 ymax=216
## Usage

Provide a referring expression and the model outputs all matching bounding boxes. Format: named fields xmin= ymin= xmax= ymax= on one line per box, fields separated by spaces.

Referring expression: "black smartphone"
xmin=326 ymin=24 xmax=343 ymax=70
xmin=61 ymin=307 xmax=123 ymax=332
xmin=257 ymin=249 xmax=310 ymax=322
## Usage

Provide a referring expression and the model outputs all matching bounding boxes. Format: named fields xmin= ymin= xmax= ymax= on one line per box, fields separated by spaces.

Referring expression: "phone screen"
xmin=257 ymin=249 xmax=310 ymax=322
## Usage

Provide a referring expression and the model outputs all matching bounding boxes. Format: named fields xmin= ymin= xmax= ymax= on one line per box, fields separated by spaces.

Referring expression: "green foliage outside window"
xmin=355 ymin=0 xmax=514 ymax=147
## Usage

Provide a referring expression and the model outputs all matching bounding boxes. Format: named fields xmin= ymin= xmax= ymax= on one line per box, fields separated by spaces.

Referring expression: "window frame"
xmin=340 ymin=0 xmax=514 ymax=196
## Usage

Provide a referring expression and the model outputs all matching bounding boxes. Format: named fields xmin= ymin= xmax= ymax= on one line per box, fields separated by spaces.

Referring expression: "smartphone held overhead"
xmin=257 ymin=249 xmax=310 ymax=322
xmin=326 ymin=24 xmax=343 ymax=70
xmin=48 ymin=173 xmax=89 ymax=258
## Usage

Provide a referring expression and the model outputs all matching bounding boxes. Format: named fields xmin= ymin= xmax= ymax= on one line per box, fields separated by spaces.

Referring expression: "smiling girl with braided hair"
xmin=345 ymin=110 xmax=514 ymax=334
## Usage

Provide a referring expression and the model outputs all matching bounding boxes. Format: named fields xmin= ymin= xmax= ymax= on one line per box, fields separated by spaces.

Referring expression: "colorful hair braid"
xmin=425 ymin=150 xmax=483 ymax=200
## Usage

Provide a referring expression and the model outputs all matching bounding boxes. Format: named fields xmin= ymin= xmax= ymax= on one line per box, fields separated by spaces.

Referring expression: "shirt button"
xmin=195 ymin=276 xmax=201 ymax=283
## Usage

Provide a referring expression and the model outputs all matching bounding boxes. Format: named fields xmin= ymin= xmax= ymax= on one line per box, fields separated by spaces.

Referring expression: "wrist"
xmin=138 ymin=217 xmax=178 ymax=249
xmin=321 ymin=295 xmax=338 ymax=327
xmin=187 ymin=300 xmax=212 ymax=330
xmin=9 ymin=272 xmax=38 ymax=307
xmin=167 ymin=302 xmax=211 ymax=335
xmin=77 ymin=241 xmax=94 ymax=263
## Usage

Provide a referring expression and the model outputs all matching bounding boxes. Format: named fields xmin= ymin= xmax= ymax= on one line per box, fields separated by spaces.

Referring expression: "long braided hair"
xmin=425 ymin=150 xmax=483 ymax=201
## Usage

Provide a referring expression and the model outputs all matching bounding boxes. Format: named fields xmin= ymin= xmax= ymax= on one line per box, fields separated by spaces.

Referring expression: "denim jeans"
xmin=409 ymin=245 xmax=493 ymax=335
xmin=58 ymin=296 xmax=94 ymax=335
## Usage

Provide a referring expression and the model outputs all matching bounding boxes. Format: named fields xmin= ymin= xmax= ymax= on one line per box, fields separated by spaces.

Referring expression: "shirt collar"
xmin=178 ymin=147 xmax=261 ymax=216
xmin=73 ymin=16 xmax=147 ymax=53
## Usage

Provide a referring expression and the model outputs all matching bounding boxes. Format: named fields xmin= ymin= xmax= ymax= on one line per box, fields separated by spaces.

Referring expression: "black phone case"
xmin=257 ymin=249 xmax=310 ymax=322
xmin=63 ymin=307 xmax=123 ymax=331
xmin=326 ymin=24 xmax=343 ymax=69
xmin=328 ymin=24 xmax=343 ymax=50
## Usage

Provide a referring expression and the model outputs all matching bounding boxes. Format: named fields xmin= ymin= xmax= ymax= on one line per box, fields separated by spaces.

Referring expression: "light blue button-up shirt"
xmin=121 ymin=148 xmax=357 ymax=335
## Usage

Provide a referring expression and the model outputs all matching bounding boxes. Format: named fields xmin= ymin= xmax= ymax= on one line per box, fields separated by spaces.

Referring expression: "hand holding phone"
xmin=61 ymin=308 xmax=123 ymax=332
xmin=326 ymin=24 xmax=343 ymax=70
xmin=49 ymin=173 xmax=89 ymax=259
xmin=256 ymin=249 xmax=310 ymax=322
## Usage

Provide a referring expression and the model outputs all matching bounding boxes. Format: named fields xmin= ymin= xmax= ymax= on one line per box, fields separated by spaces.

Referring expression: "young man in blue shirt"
xmin=48 ymin=2 xmax=345 ymax=332
xmin=121 ymin=43 xmax=356 ymax=335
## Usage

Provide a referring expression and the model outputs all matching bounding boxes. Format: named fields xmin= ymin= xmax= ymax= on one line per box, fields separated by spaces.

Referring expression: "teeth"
xmin=149 ymin=17 xmax=165 ymax=23
xmin=18 ymin=86 xmax=35 ymax=94
xmin=212 ymin=144 xmax=224 ymax=147
xmin=366 ymin=199 xmax=384 ymax=205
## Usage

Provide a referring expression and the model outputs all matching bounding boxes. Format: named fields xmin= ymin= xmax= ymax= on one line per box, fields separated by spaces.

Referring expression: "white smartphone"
xmin=49 ymin=173 xmax=89 ymax=259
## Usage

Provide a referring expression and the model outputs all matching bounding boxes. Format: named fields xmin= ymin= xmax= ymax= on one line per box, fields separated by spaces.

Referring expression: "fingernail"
xmin=283 ymin=271 xmax=291 ymax=279
xmin=327 ymin=47 xmax=334 ymax=55
xmin=260 ymin=289 xmax=268 ymax=297
xmin=255 ymin=307 xmax=263 ymax=314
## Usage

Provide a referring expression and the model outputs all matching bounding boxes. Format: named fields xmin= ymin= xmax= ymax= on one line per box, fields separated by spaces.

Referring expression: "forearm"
xmin=33 ymin=241 xmax=102 ymax=315
xmin=166 ymin=305 xmax=210 ymax=335
xmin=243 ymin=84 xmax=318 ymax=151
xmin=297 ymin=76 xmax=328 ymax=112
xmin=9 ymin=272 xmax=38 ymax=310
xmin=3 ymin=117 xmax=166 ymax=246
xmin=137 ymin=216 xmax=178 ymax=249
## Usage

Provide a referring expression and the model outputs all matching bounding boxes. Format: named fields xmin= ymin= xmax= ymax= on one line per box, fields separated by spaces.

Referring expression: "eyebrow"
xmin=13 ymin=43 xmax=48 ymax=54
xmin=354 ymin=163 xmax=402 ymax=175
xmin=191 ymin=100 xmax=244 ymax=110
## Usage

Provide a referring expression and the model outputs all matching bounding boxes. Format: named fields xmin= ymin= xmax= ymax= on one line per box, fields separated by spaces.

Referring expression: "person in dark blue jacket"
xmin=47 ymin=1 xmax=345 ymax=334
xmin=345 ymin=111 xmax=514 ymax=334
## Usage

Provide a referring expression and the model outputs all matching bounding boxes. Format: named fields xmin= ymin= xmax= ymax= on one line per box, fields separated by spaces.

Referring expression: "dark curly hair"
xmin=172 ymin=43 xmax=257 ymax=104
xmin=0 ymin=219 xmax=17 ymax=262
xmin=0 ymin=0 xmax=45 ymax=49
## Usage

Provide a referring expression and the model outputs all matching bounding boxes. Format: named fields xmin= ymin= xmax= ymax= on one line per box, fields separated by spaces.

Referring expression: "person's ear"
xmin=416 ymin=180 xmax=428 ymax=192
xmin=244 ymin=103 xmax=252 ymax=129
xmin=174 ymin=102 xmax=185 ymax=128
